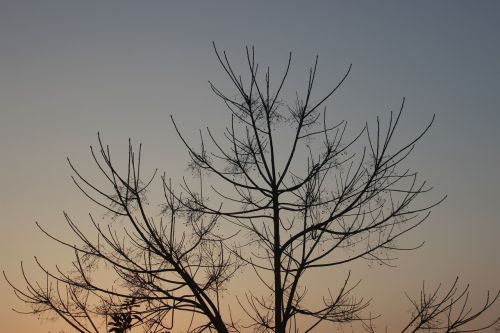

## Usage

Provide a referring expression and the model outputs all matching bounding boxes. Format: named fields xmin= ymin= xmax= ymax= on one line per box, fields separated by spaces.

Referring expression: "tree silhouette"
xmin=5 ymin=44 xmax=499 ymax=333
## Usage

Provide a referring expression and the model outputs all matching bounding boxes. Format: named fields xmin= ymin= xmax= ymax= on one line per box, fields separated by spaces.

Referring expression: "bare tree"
xmin=5 ymin=44 xmax=499 ymax=333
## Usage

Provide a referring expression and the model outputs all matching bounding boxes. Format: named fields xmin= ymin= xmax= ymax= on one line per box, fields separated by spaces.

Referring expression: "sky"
xmin=1 ymin=1 xmax=499 ymax=332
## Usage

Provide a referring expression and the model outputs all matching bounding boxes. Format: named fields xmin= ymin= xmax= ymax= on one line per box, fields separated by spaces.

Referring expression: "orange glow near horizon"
xmin=1 ymin=2 xmax=499 ymax=333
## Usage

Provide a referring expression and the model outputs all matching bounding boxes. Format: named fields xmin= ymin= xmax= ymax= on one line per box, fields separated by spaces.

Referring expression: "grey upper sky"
xmin=1 ymin=1 xmax=499 ymax=332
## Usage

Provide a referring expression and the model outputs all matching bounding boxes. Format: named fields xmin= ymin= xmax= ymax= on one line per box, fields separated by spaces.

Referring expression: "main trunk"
xmin=273 ymin=194 xmax=284 ymax=333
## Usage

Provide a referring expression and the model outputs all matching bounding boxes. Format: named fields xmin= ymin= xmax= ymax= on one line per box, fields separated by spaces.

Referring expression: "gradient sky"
xmin=1 ymin=1 xmax=499 ymax=332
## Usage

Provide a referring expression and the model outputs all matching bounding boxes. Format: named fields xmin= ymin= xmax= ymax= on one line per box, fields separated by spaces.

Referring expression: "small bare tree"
xmin=5 ymin=44 xmax=499 ymax=333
